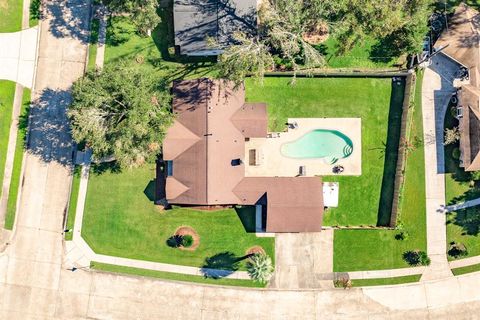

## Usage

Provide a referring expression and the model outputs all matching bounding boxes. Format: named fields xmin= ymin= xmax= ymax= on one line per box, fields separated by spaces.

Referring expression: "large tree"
xmin=102 ymin=0 xmax=161 ymax=36
xmin=68 ymin=64 xmax=173 ymax=168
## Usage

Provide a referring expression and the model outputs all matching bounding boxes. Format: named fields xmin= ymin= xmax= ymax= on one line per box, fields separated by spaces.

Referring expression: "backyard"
xmin=81 ymin=163 xmax=275 ymax=271
xmin=246 ymin=76 xmax=404 ymax=227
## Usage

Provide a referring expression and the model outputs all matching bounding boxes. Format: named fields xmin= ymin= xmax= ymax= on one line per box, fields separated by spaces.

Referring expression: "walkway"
xmin=446 ymin=197 xmax=480 ymax=212
xmin=420 ymin=54 xmax=457 ymax=281
xmin=94 ymin=5 xmax=107 ymax=69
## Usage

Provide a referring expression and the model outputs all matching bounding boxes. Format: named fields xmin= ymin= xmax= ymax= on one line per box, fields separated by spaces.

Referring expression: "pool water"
xmin=280 ymin=129 xmax=353 ymax=164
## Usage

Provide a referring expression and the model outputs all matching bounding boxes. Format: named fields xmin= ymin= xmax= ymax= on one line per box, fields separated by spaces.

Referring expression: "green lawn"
xmin=64 ymin=166 xmax=81 ymax=240
xmin=320 ymin=36 xmax=404 ymax=69
xmin=4 ymin=88 xmax=30 ymax=230
xmin=82 ymin=163 xmax=274 ymax=270
xmin=349 ymin=274 xmax=421 ymax=287
xmin=91 ymin=261 xmax=265 ymax=288
xmin=104 ymin=14 xmax=213 ymax=79
xmin=87 ymin=19 xmax=100 ymax=72
xmin=246 ymin=76 xmax=404 ymax=226
xmin=333 ymin=72 xmax=426 ymax=271
xmin=0 ymin=0 xmax=23 ymax=32
xmin=0 ymin=81 xmax=16 ymax=199
xmin=446 ymin=205 xmax=480 ymax=260
xmin=451 ymin=263 xmax=480 ymax=276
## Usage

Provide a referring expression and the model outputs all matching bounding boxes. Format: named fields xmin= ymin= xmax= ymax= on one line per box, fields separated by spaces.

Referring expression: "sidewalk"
xmin=446 ymin=197 xmax=480 ymax=212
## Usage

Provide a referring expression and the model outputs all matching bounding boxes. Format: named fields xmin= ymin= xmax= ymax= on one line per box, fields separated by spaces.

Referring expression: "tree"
xmin=102 ymin=0 xmax=160 ymax=36
xmin=68 ymin=63 xmax=173 ymax=168
xmin=246 ymin=254 xmax=274 ymax=283
xmin=444 ymin=126 xmax=461 ymax=145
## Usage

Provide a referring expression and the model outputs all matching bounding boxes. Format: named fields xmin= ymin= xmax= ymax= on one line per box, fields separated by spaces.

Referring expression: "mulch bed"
xmin=174 ymin=226 xmax=200 ymax=251
xmin=246 ymin=245 xmax=266 ymax=257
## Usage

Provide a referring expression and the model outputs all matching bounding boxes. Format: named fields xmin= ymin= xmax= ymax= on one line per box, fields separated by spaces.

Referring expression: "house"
xmin=436 ymin=3 xmax=480 ymax=171
xmin=173 ymin=0 xmax=258 ymax=56
xmin=162 ymin=78 xmax=324 ymax=232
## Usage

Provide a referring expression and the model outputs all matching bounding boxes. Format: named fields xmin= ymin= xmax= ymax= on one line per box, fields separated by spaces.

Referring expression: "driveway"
xmin=0 ymin=27 xmax=38 ymax=88
xmin=420 ymin=53 xmax=460 ymax=281
xmin=269 ymin=231 xmax=334 ymax=289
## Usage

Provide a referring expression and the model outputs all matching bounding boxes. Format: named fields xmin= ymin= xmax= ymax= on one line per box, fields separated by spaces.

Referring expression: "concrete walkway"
xmin=420 ymin=54 xmax=458 ymax=281
xmin=446 ymin=197 xmax=480 ymax=212
xmin=0 ymin=85 xmax=24 ymax=228
xmin=94 ymin=5 xmax=107 ymax=69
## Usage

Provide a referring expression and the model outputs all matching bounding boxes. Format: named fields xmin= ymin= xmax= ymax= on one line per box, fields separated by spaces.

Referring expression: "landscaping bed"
xmin=81 ymin=163 xmax=274 ymax=271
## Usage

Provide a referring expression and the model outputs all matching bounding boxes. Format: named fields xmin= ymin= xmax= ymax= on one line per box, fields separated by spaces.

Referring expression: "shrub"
xmin=395 ymin=231 xmax=409 ymax=241
xmin=448 ymin=242 xmax=468 ymax=259
xmin=246 ymin=254 xmax=274 ymax=283
xmin=452 ymin=148 xmax=461 ymax=160
xmin=334 ymin=277 xmax=352 ymax=289
xmin=403 ymin=250 xmax=430 ymax=266
xmin=181 ymin=235 xmax=193 ymax=248
xmin=30 ymin=0 xmax=42 ymax=21
xmin=166 ymin=235 xmax=183 ymax=248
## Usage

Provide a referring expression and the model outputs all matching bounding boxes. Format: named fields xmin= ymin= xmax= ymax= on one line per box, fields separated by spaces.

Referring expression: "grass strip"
xmin=65 ymin=166 xmax=81 ymax=240
xmin=4 ymin=88 xmax=30 ymax=230
xmin=91 ymin=261 xmax=265 ymax=288
xmin=451 ymin=263 xmax=480 ymax=276
xmin=0 ymin=81 xmax=16 ymax=194
xmin=87 ymin=19 xmax=100 ymax=71
xmin=343 ymin=274 xmax=421 ymax=287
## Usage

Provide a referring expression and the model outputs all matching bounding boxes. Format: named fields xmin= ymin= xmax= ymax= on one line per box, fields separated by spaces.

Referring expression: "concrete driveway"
xmin=0 ymin=27 xmax=38 ymax=88
xmin=269 ymin=231 xmax=334 ymax=289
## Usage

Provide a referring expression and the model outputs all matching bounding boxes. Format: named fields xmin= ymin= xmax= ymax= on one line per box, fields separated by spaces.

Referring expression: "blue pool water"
xmin=280 ymin=129 xmax=353 ymax=164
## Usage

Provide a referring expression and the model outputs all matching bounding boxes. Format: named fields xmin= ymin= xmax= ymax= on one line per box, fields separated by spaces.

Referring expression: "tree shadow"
xmin=90 ymin=161 xmax=121 ymax=175
xmin=369 ymin=32 xmax=403 ymax=64
xmin=376 ymin=78 xmax=405 ymax=226
xmin=447 ymin=206 xmax=480 ymax=236
xmin=44 ymin=0 xmax=91 ymax=44
xmin=200 ymin=251 xmax=249 ymax=279
xmin=27 ymin=88 xmax=74 ymax=166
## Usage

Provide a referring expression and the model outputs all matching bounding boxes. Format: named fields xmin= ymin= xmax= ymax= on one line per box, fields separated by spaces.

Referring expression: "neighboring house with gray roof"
xmin=174 ymin=0 xmax=258 ymax=56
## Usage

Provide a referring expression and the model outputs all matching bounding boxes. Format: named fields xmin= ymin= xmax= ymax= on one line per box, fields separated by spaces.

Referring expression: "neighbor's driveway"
xmin=0 ymin=27 xmax=38 ymax=88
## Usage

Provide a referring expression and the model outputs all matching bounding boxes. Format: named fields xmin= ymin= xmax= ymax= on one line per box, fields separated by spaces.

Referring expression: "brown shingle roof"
xmin=231 ymin=103 xmax=268 ymax=137
xmin=436 ymin=4 xmax=480 ymax=86
xmin=164 ymin=79 xmax=267 ymax=205
xmin=460 ymin=85 xmax=480 ymax=171
xmin=233 ymin=177 xmax=324 ymax=232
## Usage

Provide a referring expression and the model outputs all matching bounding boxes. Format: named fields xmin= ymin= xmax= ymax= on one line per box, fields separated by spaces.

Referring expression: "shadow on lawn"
xmin=235 ymin=206 xmax=256 ymax=233
xmin=200 ymin=252 xmax=250 ymax=279
xmin=447 ymin=206 xmax=480 ymax=236
xmin=376 ymin=78 xmax=405 ymax=226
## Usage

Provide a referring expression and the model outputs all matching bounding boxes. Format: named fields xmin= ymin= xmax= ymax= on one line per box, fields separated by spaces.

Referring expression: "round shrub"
xmin=181 ymin=235 xmax=194 ymax=248
xmin=452 ymin=148 xmax=461 ymax=160
xmin=166 ymin=235 xmax=183 ymax=248
xmin=247 ymin=254 xmax=274 ymax=283
xmin=448 ymin=242 xmax=468 ymax=259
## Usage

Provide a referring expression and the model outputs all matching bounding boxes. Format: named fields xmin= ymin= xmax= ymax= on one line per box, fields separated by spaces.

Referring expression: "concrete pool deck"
xmin=244 ymin=118 xmax=361 ymax=177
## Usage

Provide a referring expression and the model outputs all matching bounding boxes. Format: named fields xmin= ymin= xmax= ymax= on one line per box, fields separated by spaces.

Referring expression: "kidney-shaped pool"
xmin=280 ymin=129 xmax=354 ymax=164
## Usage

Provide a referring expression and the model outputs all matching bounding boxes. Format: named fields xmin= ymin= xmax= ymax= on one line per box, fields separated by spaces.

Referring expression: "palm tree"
xmin=246 ymin=254 xmax=274 ymax=283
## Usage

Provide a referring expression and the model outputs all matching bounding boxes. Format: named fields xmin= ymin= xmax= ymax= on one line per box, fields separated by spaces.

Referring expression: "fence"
xmin=389 ymin=72 xmax=417 ymax=227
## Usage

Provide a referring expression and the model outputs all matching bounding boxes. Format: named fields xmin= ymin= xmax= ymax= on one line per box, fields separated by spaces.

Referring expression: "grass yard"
xmin=451 ymin=263 xmax=480 ymax=276
xmin=319 ymin=37 xmax=404 ymax=69
xmin=0 ymin=81 xmax=17 ymax=199
xmin=348 ymin=274 xmax=421 ymax=287
xmin=0 ymin=0 xmax=23 ymax=32
xmin=446 ymin=205 xmax=480 ymax=260
xmin=87 ymin=19 xmax=100 ymax=72
xmin=82 ymin=163 xmax=274 ymax=271
xmin=245 ymin=76 xmax=404 ymax=226
xmin=91 ymin=261 xmax=265 ymax=288
xmin=104 ymin=14 xmax=214 ymax=79
xmin=333 ymin=72 xmax=426 ymax=271
xmin=4 ymin=88 xmax=30 ymax=229
xmin=64 ymin=166 xmax=81 ymax=240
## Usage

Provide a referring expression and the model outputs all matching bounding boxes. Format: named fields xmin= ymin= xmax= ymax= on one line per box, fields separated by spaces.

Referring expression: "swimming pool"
xmin=280 ymin=129 xmax=353 ymax=164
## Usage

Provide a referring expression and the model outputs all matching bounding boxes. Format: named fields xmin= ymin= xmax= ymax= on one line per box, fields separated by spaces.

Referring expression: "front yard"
xmin=81 ymin=163 xmax=274 ymax=270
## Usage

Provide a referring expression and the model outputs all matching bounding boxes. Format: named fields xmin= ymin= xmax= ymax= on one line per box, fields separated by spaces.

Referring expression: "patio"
xmin=244 ymin=118 xmax=361 ymax=177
